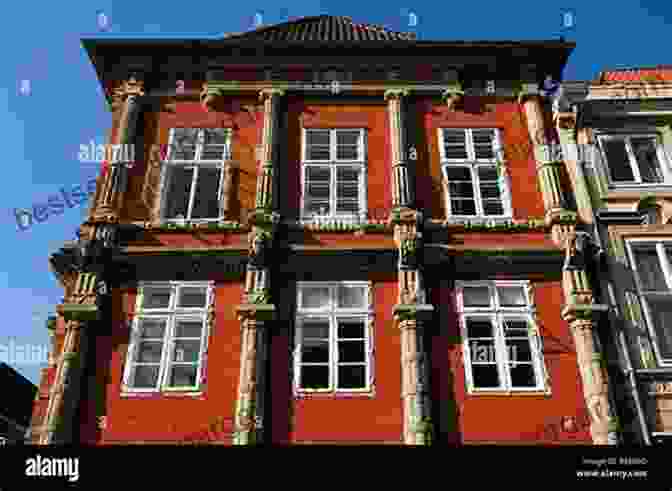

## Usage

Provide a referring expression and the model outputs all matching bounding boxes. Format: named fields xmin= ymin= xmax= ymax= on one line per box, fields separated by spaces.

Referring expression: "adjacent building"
xmin=30 ymin=16 xmax=619 ymax=444
xmin=557 ymin=67 xmax=672 ymax=445
xmin=0 ymin=362 xmax=37 ymax=444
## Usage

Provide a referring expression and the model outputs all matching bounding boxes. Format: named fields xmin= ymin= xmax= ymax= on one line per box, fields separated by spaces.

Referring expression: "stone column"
xmin=255 ymin=89 xmax=284 ymax=211
xmin=93 ymin=75 xmax=144 ymax=221
xmin=39 ymin=320 xmax=87 ymax=444
xmin=522 ymin=95 xmax=569 ymax=219
xmin=385 ymin=89 xmax=412 ymax=209
xmin=393 ymin=209 xmax=433 ymax=444
xmin=560 ymin=231 xmax=618 ymax=444
xmin=233 ymin=315 xmax=264 ymax=445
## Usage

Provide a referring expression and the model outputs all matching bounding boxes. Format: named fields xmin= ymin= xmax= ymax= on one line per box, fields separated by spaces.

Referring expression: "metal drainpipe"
xmin=618 ymin=329 xmax=651 ymax=445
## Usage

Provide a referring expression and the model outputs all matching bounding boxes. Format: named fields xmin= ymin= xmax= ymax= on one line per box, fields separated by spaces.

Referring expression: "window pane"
xmin=132 ymin=366 xmax=159 ymax=388
xmin=336 ymin=167 xmax=360 ymax=213
xmin=631 ymin=137 xmax=663 ymax=183
xmin=443 ymin=129 xmax=468 ymax=159
xmin=498 ymin=286 xmax=526 ymax=307
xmin=164 ymin=167 xmax=194 ymax=219
xmin=307 ymin=130 xmax=330 ymax=146
xmin=505 ymin=339 xmax=533 ymax=362
xmin=603 ymin=139 xmax=634 ymax=182
xmin=190 ymin=167 xmax=221 ymax=219
xmin=175 ymin=320 xmax=203 ymax=338
xmin=336 ymin=130 xmax=361 ymax=146
xmin=306 ymin=131 xmax=330 ymax=160
xmin=172 ymin=340 xmax=200 ymax=362
xmin=301 ymin=321 xmax=329 ymax=339
xmin=449 ymin=181 xmax=475 ymax=197
xmin=645 ymin=297 xmax=672 ymax=360
xmin=446 ymin=167 xmax=472 ymax=186
xmin=142 ymin=288 xmax=172 ymax=309
xmin=337 ymin=365 xmax=366 ymax=389
xmin=301 ymin=339 xmax=329 ymax=363
xmin=338 ymin=340 xmax=365 ymax=363
xmin=177 ymin=287 xmax=207 ymax=308
xmin=136 ymin=342 xmax=163 ymax=363
xmin=170 ymin=129 xmax=198 ymax=160
xmin=463 ymin=287 xmax=491 ymax=307
xmin=167 ymin=365 xmax=198 ymax=387
xmin=465 ymin=318 xmax=494 ymax=338
xmin=503 ymin=319 xmax=529 ymax=337
xmin=452 ymin=199 xmax=477 ymax=215
xmin=482 ymin=201 xmax=504 ymax=216
xmin=472 ymin=129 xmax=495 ymax=159
xmin=201 ymin=129 xmax=229 ymax=160
xmin=138 ymin=318 xmax=167 ymax=338
xmin=337 ymin=146 xmax=359 ymax=160
xmin=337 ymin=287 xmax=366 ymax=309
xmin=338 ymin=319 xmax=365 ymax=338
xmin=632 ymin=247 xmax=667 ymax=291
xmin=305 ymin=167 xmax=331 ymax=214
xmin=471 ymin=365 xmax=500 ymax=388
xmin=509 ymin=364 xmax=536 ymax=387
xmin=300 ymin=365 xmax=329 ymax=389
xmin=300 ymin=288 xmax=331 ymax=308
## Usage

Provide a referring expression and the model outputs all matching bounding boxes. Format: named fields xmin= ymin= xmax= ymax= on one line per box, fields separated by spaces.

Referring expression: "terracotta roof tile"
xmin=599 ymin=66 xmax=672 ymax=83
xmin=222 ymin=15 xmax=416 ymax=42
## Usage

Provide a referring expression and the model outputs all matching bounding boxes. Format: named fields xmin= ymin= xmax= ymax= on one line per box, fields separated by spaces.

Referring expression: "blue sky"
xmin=0 ymin=1 xmax=670 ymax=385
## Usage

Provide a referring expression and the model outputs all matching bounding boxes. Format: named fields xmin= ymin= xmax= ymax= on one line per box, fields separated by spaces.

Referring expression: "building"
xmin=557 ymin=67 xmax=672 ymax=445
xmin=30 ymin=16 xmax=617 ymax=444
xmin=0 ymin=362 xmax=37 ymax=444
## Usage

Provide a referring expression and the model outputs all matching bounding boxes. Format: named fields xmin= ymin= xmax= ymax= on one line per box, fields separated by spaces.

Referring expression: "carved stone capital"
xmin=200 ymin=83 xmax=220 ymax=111
xmin=235 ymin=304 xmax=276 ymax=323
xmin=110 ymin=76 xmax=145 ymax=111
xmin=259 ymin=88 xmax=285 ymax=100
xmin=561 ymin=304 xmax=609 ymax=323
xmin=384 ymin=89 xmax=410 ymax=101
xmin=554 ymin=111 xmax=576 ymax=130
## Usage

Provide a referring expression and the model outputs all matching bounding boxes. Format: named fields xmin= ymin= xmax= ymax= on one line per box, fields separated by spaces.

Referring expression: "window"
xmin=626 ymin=241 xmax=672 ymax=364
xmin=301 ymin=129 xmax=367 ymax=221
xmin=439 ymin=128 xmax=511 ymax=219
xmin=294 ymin=282 xmax=373 ymax=393
xmin=456 ymin=281 xmax=548 ymax=392
xmin=160 ymin=128 xmax=231 ymax=222
xmin=597 ymin=134 xmax=669 ymax=185
xmin=123 ymin=282 xmax=213 ymax=392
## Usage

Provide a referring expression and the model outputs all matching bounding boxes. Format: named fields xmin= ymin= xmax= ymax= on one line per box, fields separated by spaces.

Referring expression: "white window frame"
xmin=596 ymin=133 xmax=671 ymax=187
xmin=300 ymin=129 xmax=367 ymax=223
xmin=438 ymin=128 xmax=512 ymax=220
xmin=625 ymin=239 xmax=672 ymax=366
xmin=122 ymin=281 xmax=214 ymax=394
xmin=294 ymin=281 xmax=374 ymax=394
xmin=456 ymin=280 xmax=549 ymax=394
xmin=159 ymin=128 xmax=232 ymax=224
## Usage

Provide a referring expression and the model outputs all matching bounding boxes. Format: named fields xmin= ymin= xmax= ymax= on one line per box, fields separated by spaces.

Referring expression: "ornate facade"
xmin=557 ymin=69 xmax=672 ymax=445
xmin=29 ymin=16 xmax=613 ymax=444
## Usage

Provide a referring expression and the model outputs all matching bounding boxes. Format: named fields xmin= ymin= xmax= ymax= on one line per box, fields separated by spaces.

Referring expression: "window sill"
xmin=606 ymin=188 xmax=672 ymax=200
xmin=294 ymin=390 xmax=375 ymax=399
xmin=120 ymin=390 xmax=204 ymax=399
xmin=467 ymin=389 xmax=551 ymax=397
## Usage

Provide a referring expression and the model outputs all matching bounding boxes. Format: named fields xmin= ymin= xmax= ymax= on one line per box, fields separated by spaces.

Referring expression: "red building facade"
xmin=30 ymin=16 xmax=618 ymax=445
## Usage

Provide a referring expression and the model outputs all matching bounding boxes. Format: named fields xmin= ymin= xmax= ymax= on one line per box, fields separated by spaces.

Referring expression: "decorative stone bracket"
xmin=393 ymin=304 xmax=434 ymax=323
xmin=441 ymin=84 xmax=465 ymax=111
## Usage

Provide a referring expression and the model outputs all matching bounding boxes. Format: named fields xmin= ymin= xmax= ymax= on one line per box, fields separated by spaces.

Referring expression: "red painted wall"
xmin=270 ymin=274 xmax=403 ymax=443
xmin=80 ymin=281 xmax=244 ymax=443
xmin=431 ymin=278 xmax=592 ymax=444
xmin=416 ymin=98 xmax=546 ymax=220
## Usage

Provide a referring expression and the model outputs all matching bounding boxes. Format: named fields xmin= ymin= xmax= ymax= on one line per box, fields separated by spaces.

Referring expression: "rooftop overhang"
xmin=80 ymin=32 xmax=575 ymax=97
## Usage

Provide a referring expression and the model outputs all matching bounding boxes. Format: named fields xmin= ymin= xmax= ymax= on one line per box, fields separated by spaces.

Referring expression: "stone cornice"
xmin=119 ymin=245 xmax=248 ymax=255
xmin=425 ymin=217 xmax=549 ymax=231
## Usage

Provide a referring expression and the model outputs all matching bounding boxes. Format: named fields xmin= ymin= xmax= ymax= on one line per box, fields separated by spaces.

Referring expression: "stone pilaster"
xmin=561 ymin=231 xmax=618 ymax=444
xmin=385 ymin=89 xmax=412 ymax=208
xmin=522 ymin=96 xmax=570 ymax=223
xmin=255 ymin=89 xmax=284 ymax=211
xmin=92 ymin=75 xmax=144 ymax=222
xmin=392 ymin=208 xmax=433 ymax=444
xmin=233 ymin=212 xmax=278 ymax=445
